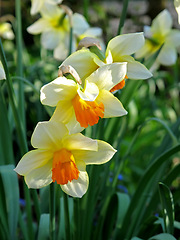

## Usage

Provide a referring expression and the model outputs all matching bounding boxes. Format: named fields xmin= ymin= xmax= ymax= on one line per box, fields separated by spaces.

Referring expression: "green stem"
xmin=117 ymin=0 xmax=130 ymax=35
xmin=50 ymin=183 xmax=56 ymax=240
xmin=83 ymin=0 xmax=89 ymax=21
xmin=15 ymin=0 xmax=25 ymax=127
xmin=68 ymin=27 xmax=73 ymax=56
xmin=0 ymin=39 xmax=27 ymax=155
xmin=63 ymin=192 xmax=71 ymax=240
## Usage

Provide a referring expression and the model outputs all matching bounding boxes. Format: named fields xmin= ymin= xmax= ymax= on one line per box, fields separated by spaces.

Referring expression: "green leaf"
xmin=149 ymin=233 xmax=177 ymax=240
xmin=37 ymin=214 xmax=50 ymax=240
xmin=131 ymin=238 xmax=144 ymax=240
xmin=159 ymin=182 xmax=174 ymax=234
xmin=0 ymin=165 xmax=19 ymax=240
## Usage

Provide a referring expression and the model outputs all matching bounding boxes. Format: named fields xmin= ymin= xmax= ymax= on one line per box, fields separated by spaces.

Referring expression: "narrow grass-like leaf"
xmin=0 ymin=165 xmax=19 ymax=240
xmin=37 ymin=214 xmax=50 ymax=240
xmin=149 ymin=233 xmax=177 ymax=240
xmin=0 ymin=87 xmax=14 ymax=165
xmin=119 ymin=144 xmax=180 ymax=239
xmin=159 ymin=182 xmax=174 ymax=234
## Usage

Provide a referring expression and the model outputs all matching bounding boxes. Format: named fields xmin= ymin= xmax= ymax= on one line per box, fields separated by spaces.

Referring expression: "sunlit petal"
xmin=86 ymin=63 xmax=127 ymax=91
xmin=60 ymin=170 xmax=89 ymax=198
xmin=31 ymin=121 xmax=68 ymax=149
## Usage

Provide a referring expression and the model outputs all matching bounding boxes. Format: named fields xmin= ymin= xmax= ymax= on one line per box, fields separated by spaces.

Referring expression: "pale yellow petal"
xmin=106 ymin=32 xmax=145 ymax=60
xmin=60 ymin=49 xmax=98 ymax=81
xmin=63 ymin=133 xmax=98 ymax=151
xmin=40 ymin=77 xmax=77 ymax=107
xmin=72 ymin=140 xmax=116 ymax=165
xmin=86 ymin=62 xmax=127 ymax=91
xmin=25 ymin=160 xmax=52 ymax=189
xmin=97 ymin=89 xmax=127 ymax=118
xmin=60 ymin=171 xmax=89 ymax=198
xmin=14 ymin=149 xmax=53 ymax=175
xmin=31 ymin=121 xmax=68 ymax=150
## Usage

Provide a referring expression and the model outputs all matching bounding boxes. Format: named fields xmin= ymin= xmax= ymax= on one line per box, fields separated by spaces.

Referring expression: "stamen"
xmin=52 ymin=148 xmax=79 ymax=185
xmin=72 ymin=94 xmax=104 ymax=128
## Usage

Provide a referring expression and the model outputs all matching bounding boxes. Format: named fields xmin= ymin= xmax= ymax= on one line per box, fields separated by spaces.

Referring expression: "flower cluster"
xmin=27 ymin=0 xmax=104 ymax=60
xmin=14 ymin=29 xmax=152 ymax=197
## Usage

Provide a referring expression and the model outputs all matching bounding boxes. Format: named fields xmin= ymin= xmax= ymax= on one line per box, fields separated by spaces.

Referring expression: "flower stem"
xmin=117 ymin=0 xmax=130 ymax=35
xmin=15 ymin=0 xmax=25 ymax=127
xmin=50 ymin=183 xmax=56 ymax=240
xmin=63 ymin=192 xmax=71 ymax=240
xmin=83 ymin=0 xmax=89 ymax=21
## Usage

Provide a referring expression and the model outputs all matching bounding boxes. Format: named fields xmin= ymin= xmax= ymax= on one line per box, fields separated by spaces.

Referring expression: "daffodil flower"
xmin=30 ymin=0 xmax=63 ymax=15
xmin=14 ymin=121 xmax=116 ymax=198
xmin=174 ymin=0 xmax=180 ymax=24
xmin=40 ymin=63 xmax=127 ymax=133
xmin=0 ymin=22 xmax=14 ymax=40
xmin=54 ymin=13 xmax=104 ymax=60
xmin=60 ymin=33 xmax=152 ymax=86
xmin=136 ymin=9 xmax=180 ymax=66
xmin=0 ymin=61 xmax=6 ymax=80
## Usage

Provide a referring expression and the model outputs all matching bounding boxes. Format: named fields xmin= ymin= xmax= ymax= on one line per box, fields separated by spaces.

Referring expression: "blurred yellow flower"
xmin=40 ymin=63 xmax=127 ymax=133
xmin=0 ymin=22 xmax=14 ymax=40
xmin=14 ymin=121 xmax=116 ymax=198
xmin=30 ymin=0 xmax=63 ymax=15
xmin=136 ymin=9 xmax=180 ymax=66
xmin=174 ymin=0 xmax=180 ymax=24
xmin=28 ymin=4 xmax=103 ymax=60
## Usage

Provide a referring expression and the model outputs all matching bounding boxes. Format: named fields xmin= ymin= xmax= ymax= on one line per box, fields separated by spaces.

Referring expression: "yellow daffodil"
xmin=0 ymin=61 xmax=6 ymax=80
xmin=54 ymin=13 xmax=104 ymax=60
xmin=136 ymin=9 xmax=180 ymax=66
xmin=174 ymin=0 xmax=180 ymax=24
xmin=0 ymin=22 xmax=14 ymax=40
xmin=60 ymin=33 xmax=152 ymax=84
xmin=30 ymin=0 xmax=63 ymax=15
xmin=14 ymin=121 xmax=116 ymax=198
xmin=28 ymin=4 xmax=103 ymax=60
xmin=40 ymin=63 xmax=127 ymax=133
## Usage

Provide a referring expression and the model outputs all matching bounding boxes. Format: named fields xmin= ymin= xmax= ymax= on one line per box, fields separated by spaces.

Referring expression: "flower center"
xmin=72 ymin=94 xmax=104 ymax=128
xmin=110 ymin=77 xmax=127 ymax=93
xmin=52 ymin=148 xmax=79 ymax=185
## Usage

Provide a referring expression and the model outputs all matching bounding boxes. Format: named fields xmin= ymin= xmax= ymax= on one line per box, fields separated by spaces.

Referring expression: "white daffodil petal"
xmin=61 ymin=171 xmax=89 ymax=198
xmin=127 ymin=60 xmax=153 ymax=79
xmin=60 ymin=49 xmax=98 ymax=80
xmin=72 ymin=13 xmax=89 ymax=36
xmin=157 ymin=44 xmax=177 ymax=66
xmin=0 ymin=62 xmax=6 ymax=80
xmin=78 ymin=81 xmax=99 ymax=101
xmin=30 ymin=0 xmax=43 ymax=15
xmin=65 ymin=112 xmax=85 ymax=134
xmin=151 ymin=9 xmax=172 ymax=36
xmin=25 ymin=160 xmax=52 ymax=189
xmin=14 ymin=149 xmax=53 ymax=175
xmin=135 ymin=40 xmax=154 ymax=59
xmin=50 ymin=100 xmax=75 ymax=126
xmin=27 ymin=19 xmax=49 ymax=34
xmin=53 ymin=43 xmax=69 ymax=60
xmin=72 ymin=140 xmax=116 ymax=165
xmin=87 ymin=63 xmax=127 ymax=91
xmin=97 ymin=89 xmax=127 ymax=118
xmin=166 ymin=30 xmax=180 ymax=47
xmin=41 ymin=30 xmax=63 ymax=49
xmin=31 ymin=121 xmax=68 ymax=149
xmin=106 ymin=32 xmax=145 ymax=59
xmin=63 ymin=133 xmax=98 ymax=151
xmin=83 ymin=27 xmax=102 ymax=37
xmin=40 ymin=77 xmax=77 ymax=106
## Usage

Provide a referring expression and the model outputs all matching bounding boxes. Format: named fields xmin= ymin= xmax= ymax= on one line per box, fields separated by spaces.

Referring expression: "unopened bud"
xmin=77 ymin=37 xmax=102 ymax=50
xmin=58 ymin=65 xmax=82 ymax=85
